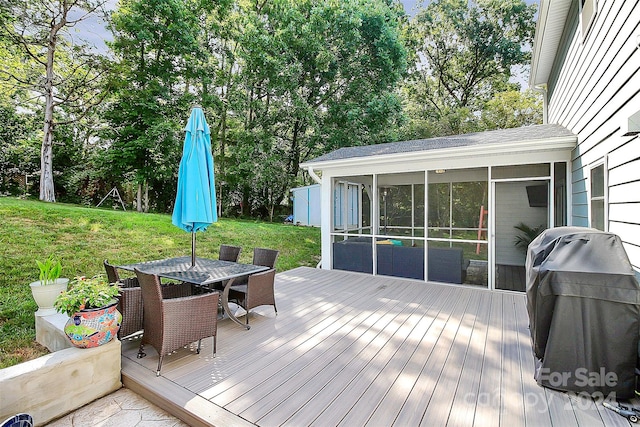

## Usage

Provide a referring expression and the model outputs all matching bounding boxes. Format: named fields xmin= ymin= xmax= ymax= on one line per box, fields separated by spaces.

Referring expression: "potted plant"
xmin=29 ymin=255 xmax=70 ymax=316
xmin=54 ymin=275 xmax=122 ymax=348
xmin=513 ymin=222 xmax=546 ymax=253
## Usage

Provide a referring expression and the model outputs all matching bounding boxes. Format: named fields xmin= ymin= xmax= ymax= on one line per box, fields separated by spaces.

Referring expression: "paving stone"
xmin=44 ymin=389 xmax=184 ymax=427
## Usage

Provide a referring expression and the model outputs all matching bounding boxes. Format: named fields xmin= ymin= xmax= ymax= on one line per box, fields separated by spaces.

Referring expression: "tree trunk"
xmin=40 ymin=112 xmax=56 ymax=202
xmin=40 ymin=17 xmax=63 ymax=202
xmin=136 ymin=183 xmax=142 ymax=212
xmin=144 ymin=180 xmax=149 ymax=213
xmin=218 ymin=183 xmax=222 ymax=218
xmin=15 ymin=1 xmax=106 ymax=201
xmin=288 ymin=120 xmax=302 ymax=178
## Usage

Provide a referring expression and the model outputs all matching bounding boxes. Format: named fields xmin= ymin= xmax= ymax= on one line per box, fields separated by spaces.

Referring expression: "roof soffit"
xmin=530 ymin=0 xmax=573 ymax=87
xmin=302 ymin=136 xmax=576 ymax=172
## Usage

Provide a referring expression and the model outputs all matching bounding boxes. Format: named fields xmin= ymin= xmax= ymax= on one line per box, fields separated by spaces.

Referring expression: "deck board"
xmin=363 ymin=286 xmax=453 ymax=426
xmin=233 ymin=280 xmax=420 ymax=421
xmin=392 ymin=288 xmax=473 ymax=426
xmin=514 ymin=295 xmax=554 ymax=427
xmin=473 ymin=292 xmax=503 ymax=427
xmin=501 ymin=294 xmax=526 ymax=426
xmin=418 ymin=288 xmax=481 ymax=426
xmin=315 ymin=285 xmax=448 ymax=426
xmin=217 ymin=277 xmax=414 ymax=411
xmin=189 ymin=273 xmax=372 ymax=395
xmin=121 ymin=267 xmax=629 ymax=427
xmin=338 ymin=286 xmax=447 ymax=426
xmin=445 ymin=291 xmax=492 ymax=427
xmin=277 ymin=284 xmax=425 ymax=426
xmin=252 ymin=282 xmax=442 ymax=424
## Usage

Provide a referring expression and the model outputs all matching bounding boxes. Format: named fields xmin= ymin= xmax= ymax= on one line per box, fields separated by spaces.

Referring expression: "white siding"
xmin=547 ymin=0 xmax=640 ymax=270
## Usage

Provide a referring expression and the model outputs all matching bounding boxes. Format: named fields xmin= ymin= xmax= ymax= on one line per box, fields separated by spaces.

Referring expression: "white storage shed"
xmin=291 ymin=184 xmax=322 ymax=227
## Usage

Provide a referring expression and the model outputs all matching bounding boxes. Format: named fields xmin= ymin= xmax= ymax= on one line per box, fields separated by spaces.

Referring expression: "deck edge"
xmin=121 ymin=357 xmax=255 ymax=427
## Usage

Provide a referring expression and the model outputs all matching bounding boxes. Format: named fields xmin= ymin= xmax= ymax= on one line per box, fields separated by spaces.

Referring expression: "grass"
xmin=0 ymin=197 xmax=320 ymax=368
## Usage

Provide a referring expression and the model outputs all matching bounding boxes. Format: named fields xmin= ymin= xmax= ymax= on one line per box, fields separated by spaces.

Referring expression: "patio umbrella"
xmin=172 ymin=106 xmax=217 ymax=267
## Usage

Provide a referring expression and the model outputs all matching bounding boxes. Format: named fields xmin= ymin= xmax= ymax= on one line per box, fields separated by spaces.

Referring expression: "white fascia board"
xmin=529 ymin=0 xmax=572 ymax=87
xmin=530 ymin=0 xmax=551 ymax=86
xmin=301 ymin=136 xmax=577 ymax=173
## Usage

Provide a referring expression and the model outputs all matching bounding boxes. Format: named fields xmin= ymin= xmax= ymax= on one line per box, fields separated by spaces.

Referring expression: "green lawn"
xmin=0 ymin=197 xmax=320 ymax=368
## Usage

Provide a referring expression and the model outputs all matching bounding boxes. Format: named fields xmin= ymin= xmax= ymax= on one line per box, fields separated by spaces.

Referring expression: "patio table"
xmin=118 ymin=256 xmax=268 ymax=329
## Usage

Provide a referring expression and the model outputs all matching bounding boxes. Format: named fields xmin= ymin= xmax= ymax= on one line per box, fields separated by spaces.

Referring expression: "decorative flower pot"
xmin=63 ymin=300 xmax=122 ymax=348
xmin=30 ymin=278 xmax=70 ymax=316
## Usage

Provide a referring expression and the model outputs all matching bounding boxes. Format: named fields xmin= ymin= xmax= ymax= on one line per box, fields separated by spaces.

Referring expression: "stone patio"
xmin=45 ymin=388 xmax=187 ymax=427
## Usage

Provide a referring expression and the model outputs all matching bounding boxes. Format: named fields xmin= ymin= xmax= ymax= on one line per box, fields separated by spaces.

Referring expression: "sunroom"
xmin=301 ymin=124 xmax=577 ymax=291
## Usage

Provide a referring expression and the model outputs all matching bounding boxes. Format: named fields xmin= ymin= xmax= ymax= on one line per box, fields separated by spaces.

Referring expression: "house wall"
xmin=547 ymin=0 xmax=640 ymax=271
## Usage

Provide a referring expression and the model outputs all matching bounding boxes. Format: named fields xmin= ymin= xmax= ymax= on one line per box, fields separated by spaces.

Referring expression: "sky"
xmin=402 ymin=0 xmax=422 ymax=16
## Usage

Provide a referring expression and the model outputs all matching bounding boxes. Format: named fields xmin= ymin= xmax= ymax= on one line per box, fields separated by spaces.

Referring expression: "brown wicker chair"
xmin=227 ymin=248 xmax=279 ymax=324
xmin=251 ymin=247 xmax=279 ymax=269
xmin=228 ymin=268 xmax=277 ymax=325
xmin=134 ymin=268 xmax=219 ymax=376
xmin=219 ymin=244 xmax=242 ymax=262
xmin=104 ymin=260 xmax=143 ymax=338
xmin=206 ymin=245 xmax=243 ymax=293
xmin=226 ymin=247 xmax=279 ymax=288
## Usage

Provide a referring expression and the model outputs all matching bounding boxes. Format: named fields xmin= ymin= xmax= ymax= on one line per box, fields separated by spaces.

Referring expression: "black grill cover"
xmin=526 ymin=227 xmax=640 ymax=398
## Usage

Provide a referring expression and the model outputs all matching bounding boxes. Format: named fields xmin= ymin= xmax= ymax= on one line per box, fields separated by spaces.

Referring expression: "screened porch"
xmin=329 ymin=162 xmax=569 ymax=292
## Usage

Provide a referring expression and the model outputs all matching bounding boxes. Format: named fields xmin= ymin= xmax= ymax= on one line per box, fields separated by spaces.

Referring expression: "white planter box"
xmin=0 ymin=334 xmax=121 ymax=426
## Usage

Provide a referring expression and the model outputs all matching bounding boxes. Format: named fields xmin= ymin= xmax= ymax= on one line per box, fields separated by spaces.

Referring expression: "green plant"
xmin=35 ymin=255 xmax=63 ymax=285
xmin=513 ymin=222 xmax=546 ymax=253
xmin=54 ymin=275 xmax=120 ymax=317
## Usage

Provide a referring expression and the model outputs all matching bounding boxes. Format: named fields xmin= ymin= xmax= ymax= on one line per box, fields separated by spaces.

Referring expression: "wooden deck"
xmin=121 ymin=267 xmax=630 ymax=427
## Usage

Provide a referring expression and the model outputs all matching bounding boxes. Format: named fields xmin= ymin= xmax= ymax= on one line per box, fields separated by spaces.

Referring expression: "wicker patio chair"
xmin=104 ymin=260 xmax=143 ymax=338
xmin=134 ymin=268 xmax=219 ymax=376
xmin=226 ymin=247 xmax=279 ymax=288
xmin=228 ymin=268 xmax=277 ymax=325
xmin=251 ymin=247 xmax=279 ymax=269
xmin=219 ymin=244 xmax=242 ymax=262
xmin=205 ymin=245 xmax=243 ymax=293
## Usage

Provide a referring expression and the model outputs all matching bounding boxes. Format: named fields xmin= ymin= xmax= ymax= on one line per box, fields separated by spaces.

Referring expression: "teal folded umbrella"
xmin=172 ymin=107 xmax=217 ymax=266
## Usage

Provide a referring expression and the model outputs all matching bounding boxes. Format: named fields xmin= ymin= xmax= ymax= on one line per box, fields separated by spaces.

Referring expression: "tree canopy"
xmin=400 ymin=0 xmax=537 ymax=137
xmin=0 ymin=0 xmax=541 ymax=218
xmin=222 ymin=0 xmax=407 ymax=218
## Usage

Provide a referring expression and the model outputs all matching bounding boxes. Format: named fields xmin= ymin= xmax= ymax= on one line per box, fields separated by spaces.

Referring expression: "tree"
xmin=222 ymin=0 xmax=407 ymax=218
xmin=402 ymin=0 xmax=537 ymax=136
xmin=0 ymin=0 xmax=109 ymax=202
xmin=0 ymin=33 xmax=40 ymax=194
xmin=0 ymin=102 xmax=41 ymax=195
xmin=186 ymin=0 xmax=236 ymax=214
xmin=105 ymin=0 xmax=203 ymax=212
xmin=480 ymin=89 xmax=542 ymax=130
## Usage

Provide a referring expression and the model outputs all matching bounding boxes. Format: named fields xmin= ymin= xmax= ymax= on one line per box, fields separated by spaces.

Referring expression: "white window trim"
xmin=588 ymin=159 xmax=607 ymax=231
xmin=580 ymin=0 xmax=597 ymax=40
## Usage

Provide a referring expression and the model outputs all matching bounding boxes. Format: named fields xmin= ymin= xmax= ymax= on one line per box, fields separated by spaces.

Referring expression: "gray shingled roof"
xmin=305 ymin=124 xmax=575 ymax=164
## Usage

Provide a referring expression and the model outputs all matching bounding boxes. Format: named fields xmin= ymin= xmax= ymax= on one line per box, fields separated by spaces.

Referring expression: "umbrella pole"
xmin=191 ymin=231 xmax=196 ymax=267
